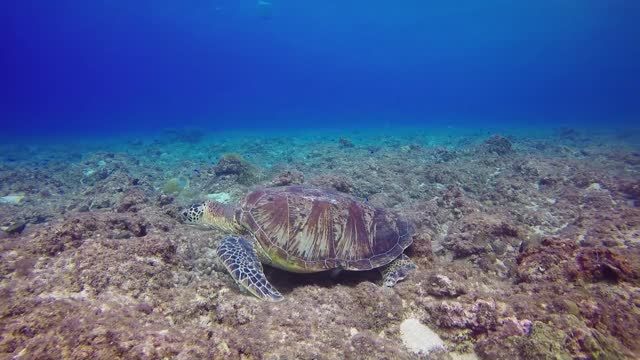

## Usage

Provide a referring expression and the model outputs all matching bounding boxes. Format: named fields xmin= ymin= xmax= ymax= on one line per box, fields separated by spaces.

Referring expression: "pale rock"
xmin=400 ymin=318 xmax=446 ymax=355
xmin=0 ymin=193 xmax=25 ymax=204
xmin=206 ymin=192 xmax=232 ymax=203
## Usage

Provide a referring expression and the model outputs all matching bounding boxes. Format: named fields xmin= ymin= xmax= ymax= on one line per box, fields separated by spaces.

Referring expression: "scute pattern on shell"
xmin=238 ymin=186 xmax=414 ymax=271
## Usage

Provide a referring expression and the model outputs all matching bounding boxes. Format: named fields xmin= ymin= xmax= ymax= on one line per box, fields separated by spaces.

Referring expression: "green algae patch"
xmin=559 ymin=315 xmax=628 ymax=360
xmin=478 ymin=321 xmax=576 ymax=360
xmin=503 ymin=317 xmax=627 ymax=360
xmin=162 ymin=177 xmax=189 ymax=194
xmin=521 ymin=321 xmax=572 ymax=360
xmin=563 ymin=300 xmax=580 ymax=317
xmin=580 ymin=330 xmax=627 ymax=360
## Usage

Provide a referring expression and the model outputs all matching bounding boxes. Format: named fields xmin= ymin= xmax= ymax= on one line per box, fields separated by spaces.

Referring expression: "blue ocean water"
xmin=3 ymin=0 xmax=639 ymax=138
xmin=3 ymin=3 xmax=640 ymax=357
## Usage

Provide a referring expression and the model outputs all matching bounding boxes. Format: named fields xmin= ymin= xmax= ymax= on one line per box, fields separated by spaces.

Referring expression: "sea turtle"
xmin=183 ymin=186 xmax=416 ymax=301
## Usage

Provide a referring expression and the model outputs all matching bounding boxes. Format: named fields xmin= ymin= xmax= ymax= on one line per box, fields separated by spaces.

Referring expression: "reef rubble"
xmin=0 ymin=129 xmax=639 ymax=359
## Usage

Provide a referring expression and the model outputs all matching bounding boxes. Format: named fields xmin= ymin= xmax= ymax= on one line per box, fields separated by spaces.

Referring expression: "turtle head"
xmin=183 ymin=201 xmax=240 ymax=233
xmin=183 ymin=203 xmax=206 ymax=223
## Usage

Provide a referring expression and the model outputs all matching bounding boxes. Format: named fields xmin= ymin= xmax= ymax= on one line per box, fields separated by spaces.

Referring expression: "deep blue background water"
xmin=3 ymin=0 xmax=640 ymax=136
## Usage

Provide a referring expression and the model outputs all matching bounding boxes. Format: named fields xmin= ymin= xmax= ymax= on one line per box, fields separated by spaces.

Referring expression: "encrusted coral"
xmin=213 ymin=153 xmax=259 ymax=185
xmin=481 ymin=135 xmax=514 ymax=155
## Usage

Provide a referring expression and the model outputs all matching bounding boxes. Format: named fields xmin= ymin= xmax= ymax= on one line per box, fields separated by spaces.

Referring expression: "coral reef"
xmin=213 ymin=153 xmax=259 ymax=185
xmin=481 ymin=135 xmax=513 ymax=155
xmin=1 ymin=129 xmax=639 ymax=359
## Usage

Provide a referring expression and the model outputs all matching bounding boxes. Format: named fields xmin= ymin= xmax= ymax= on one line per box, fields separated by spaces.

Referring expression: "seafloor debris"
xmin=269 ymin=169 xmax=305 ymax=186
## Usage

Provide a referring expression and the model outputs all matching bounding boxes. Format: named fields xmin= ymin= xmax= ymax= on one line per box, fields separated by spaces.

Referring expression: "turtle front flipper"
xmin=217 ymin=235 xmax=284 ymax=301
xmin=381 ymin=254 xmax=417 ymax=287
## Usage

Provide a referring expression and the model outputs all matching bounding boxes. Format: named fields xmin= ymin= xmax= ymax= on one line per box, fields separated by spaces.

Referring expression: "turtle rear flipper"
xmin=381 ymin=254 xmax=416 ymax=287
xmin=217 ymin=235 xmax=284 ymax=301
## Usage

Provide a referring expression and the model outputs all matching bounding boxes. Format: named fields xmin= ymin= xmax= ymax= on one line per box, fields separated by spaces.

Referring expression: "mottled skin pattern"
xmin=380 ymin=254 xmax=416 ymax=287
xmin=184 ymin=186 xmax=416 ymax=300
xmin=217 ymin=235 xmax=283 ymax=300
xmin=184 ymin=205 xmax=204 ymax=223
